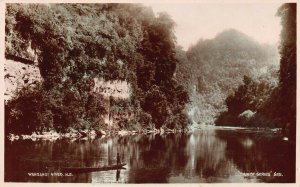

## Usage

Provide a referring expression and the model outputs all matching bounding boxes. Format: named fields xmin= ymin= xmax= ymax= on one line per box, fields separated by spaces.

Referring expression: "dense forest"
xmin=175 ymin=3 xmax=296 ymax=141
xmin=215 ymin=3 xmax=296 ymax=141
xmin=175 ymin=29 xmax=279 ymax=125
xmin=5 ymin=4 xmax=189 ymax=134
xmin=4 ymin=3 xmax=296 ymax=142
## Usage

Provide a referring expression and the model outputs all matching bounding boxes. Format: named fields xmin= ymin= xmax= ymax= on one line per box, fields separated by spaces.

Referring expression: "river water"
xmin=5 ymin=128 xmax=295 ymax=183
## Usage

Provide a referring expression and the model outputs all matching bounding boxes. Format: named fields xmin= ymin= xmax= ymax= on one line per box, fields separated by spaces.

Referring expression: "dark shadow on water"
xmin=215 ymin=129 xmax=295 ymax=182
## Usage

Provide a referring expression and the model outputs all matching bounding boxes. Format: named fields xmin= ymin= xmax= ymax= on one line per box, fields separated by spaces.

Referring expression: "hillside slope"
xmin=175 ymin=29 xmax=279 ymax=125
xmin=5 ymin=4 xmax=189 ymax=134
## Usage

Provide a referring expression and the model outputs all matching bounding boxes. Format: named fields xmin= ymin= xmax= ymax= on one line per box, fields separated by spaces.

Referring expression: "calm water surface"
xmin=5 ymin=129 xmax=295 ymax=183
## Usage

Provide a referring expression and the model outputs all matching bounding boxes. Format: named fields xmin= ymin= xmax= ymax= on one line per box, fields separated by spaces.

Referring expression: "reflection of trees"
xmin=6 ymin=130 xmax=295 ymax=183
xmin=185 ymin=129 xmax=230 ymax=178
xmin=216 ymin=130 xmax=295 ymax=182
xmin=123 ymin=133 xmax=190 ymax=183
xmin=4 ymin=132 xmax=233 ymax=183
xmin=5 ymin=139 xmax=93 ymax=182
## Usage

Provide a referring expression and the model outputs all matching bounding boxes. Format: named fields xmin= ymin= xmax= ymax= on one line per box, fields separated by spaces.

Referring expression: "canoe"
xmin=61 ymin=163 xmax=126 ymax=173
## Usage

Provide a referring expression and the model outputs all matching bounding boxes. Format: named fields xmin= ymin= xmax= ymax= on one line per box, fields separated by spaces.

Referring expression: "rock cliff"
xmin=4 ymin=58 xmax=42 ymax=102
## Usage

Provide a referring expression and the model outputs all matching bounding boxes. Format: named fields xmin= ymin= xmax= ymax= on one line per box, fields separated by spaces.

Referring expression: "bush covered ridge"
xmin=5 ymin=4 xmax=189 ymax=134
xmin=215 ymin=3 xmax=296 ymax=141
xmin=175 ymin=29 xmax=279 ymax=125
xmin=215 ymin=74 xmax=278 ymax=127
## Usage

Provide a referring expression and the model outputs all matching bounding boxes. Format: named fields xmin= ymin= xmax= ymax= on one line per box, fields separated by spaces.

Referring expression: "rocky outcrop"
xmin=4 ymin=56 xmax=133 ymax=131
xmin=93 ymin=78 xmax=131 ymax=99
xmin=4 ymin=58 xmax=42 ymax=102
xmin=93 ymin=78 xmax=132 ymax=127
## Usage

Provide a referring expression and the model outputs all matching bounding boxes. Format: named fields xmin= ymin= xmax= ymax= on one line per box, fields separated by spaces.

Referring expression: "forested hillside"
xmin=175 ymin=29 xmax=279 ymax=125
xmin=216 ymin=3 xmax=296 ymax=141
xmin=5 ymin=4 xmax=189 ymax=134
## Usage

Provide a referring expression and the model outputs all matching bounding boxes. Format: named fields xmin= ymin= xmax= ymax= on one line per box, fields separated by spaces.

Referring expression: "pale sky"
xmin=145 ymin=3 xmax=282 ymax=50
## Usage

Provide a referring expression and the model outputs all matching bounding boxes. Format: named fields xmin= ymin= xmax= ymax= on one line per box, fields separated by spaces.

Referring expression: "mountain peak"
xmin=214 ymin=29 xmax=256 ymax=44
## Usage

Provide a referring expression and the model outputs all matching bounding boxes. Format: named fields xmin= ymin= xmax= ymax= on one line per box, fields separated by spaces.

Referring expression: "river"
xmin=5 ymin=128 xmax=295 ymax=183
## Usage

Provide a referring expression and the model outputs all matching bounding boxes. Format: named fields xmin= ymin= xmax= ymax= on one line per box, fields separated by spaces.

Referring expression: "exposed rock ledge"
xmin=4 ymin=58 xmax=42 ymax=102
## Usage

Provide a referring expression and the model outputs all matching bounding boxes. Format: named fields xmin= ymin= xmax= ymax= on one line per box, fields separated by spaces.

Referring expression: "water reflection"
xmin=5 ymin=129 xmax=295 ymax=183
xmin=216 ymin=129 xmax=295 ymax=182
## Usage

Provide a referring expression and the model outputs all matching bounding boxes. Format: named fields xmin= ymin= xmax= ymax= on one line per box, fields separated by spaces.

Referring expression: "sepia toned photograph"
xmin=3 ymin=1 xmax=296 ymax=183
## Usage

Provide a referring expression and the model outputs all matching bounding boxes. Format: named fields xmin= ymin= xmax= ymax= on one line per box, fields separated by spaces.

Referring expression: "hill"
xmin=5 ymin=4 xmax=189 ymax=134
xmin=175 ymin=29 xmax=279 ymax=125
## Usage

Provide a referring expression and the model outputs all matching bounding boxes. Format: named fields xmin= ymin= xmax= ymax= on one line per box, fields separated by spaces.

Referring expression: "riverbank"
xmin=191 ymin=123 xmax=282 ymax=131
xmin=7 ymin=123 xmax=285 ymax=142
xmin=6 ymin=127 xmax=191 ymax=142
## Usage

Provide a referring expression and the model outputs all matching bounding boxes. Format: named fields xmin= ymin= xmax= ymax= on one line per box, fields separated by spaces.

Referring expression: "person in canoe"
xmin=117 ymin=153 xmax=120 ymax=165
xmin=116 ymin=152 xmax=121 ymax=181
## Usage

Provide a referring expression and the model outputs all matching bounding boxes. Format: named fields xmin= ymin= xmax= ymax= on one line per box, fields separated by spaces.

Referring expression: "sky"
xmin=145 ymin=3 xmax=282 ymax=50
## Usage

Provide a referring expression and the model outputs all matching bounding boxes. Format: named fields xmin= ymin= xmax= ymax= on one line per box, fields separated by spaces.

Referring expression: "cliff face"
xmin=4 ymin=58 xmax=132 ymax=129
xmin=4 ymin=59 xmax=42 ymax=102
xmin=4 ymin=59 xmax=132 ymax=99
xmin=93 ymin=78 xmax=131 ymax=99
xmin=93 ymin=78 xmax=132 ymax=128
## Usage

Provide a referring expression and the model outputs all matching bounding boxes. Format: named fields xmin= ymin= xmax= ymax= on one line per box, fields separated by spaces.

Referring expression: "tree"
xmin=276 ymin=3 xmax=296 ymax=141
